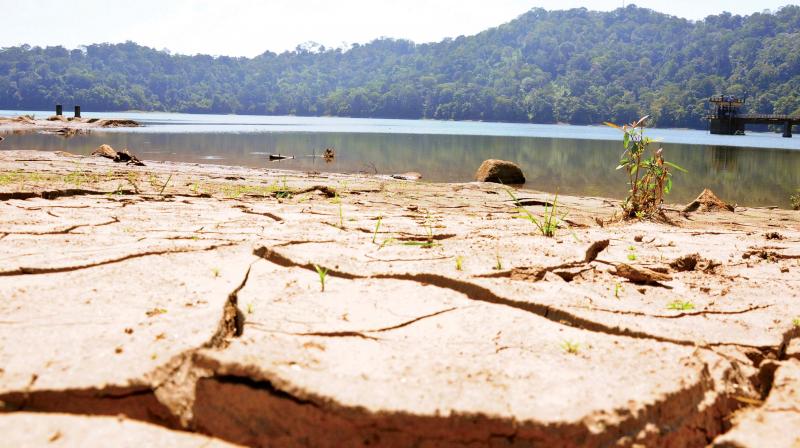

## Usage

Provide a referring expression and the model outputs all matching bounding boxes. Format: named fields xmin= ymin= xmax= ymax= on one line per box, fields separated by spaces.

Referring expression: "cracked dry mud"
xmin=1 ymin=150 xmax=799 ymax=447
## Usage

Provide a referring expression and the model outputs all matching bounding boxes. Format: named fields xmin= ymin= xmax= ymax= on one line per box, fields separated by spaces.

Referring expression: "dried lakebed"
xmin=0 ymin=150 xmax=799 ymax=447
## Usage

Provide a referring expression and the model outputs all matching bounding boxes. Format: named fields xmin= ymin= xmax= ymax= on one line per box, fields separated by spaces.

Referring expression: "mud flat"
xmin=0 ymin=149 xmax=799 ymax=447
xmin=0 ymin=115 xmax=139 ymax=135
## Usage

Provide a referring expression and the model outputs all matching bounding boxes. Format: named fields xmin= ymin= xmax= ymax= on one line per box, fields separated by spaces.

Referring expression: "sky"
xmin=0 ymin=0 xmax=796 ymax=57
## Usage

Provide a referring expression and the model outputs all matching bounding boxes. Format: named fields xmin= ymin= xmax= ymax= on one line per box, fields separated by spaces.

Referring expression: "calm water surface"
xmin=2 ymin=110 xmax=799 ymax=207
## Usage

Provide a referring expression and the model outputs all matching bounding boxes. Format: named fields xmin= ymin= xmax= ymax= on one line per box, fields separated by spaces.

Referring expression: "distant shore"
xmin=0 ymin=114 xmax=140 ymax=136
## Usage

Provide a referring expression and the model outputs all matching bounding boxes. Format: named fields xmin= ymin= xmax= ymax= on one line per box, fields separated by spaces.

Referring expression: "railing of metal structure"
xmin=739 ymin=114 xmax=800 ymax=121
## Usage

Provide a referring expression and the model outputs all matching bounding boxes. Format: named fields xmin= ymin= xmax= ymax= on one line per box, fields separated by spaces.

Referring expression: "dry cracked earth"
xmin=1 ymin=150 xmax=799 ymax=447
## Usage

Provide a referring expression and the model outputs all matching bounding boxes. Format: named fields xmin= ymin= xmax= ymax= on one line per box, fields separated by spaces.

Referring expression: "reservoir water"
xmin=2 ymin=110 xmax=799 ymax=207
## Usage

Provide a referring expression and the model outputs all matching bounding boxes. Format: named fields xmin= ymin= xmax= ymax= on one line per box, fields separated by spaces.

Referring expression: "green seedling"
xmin=379 ymin=237 xmax=397 ymax=249
xmin=614 ymin=282 xmax=623 ymax=298
xmin=331 ymin=193 xmax=344 ymax=228
xmin=372 ymin=214 xmax=383 ymax=243
xmin=493 ymin=254 xmax=503 ymax=270
xmin=455 ymin=255 xmax=464 ymax=271
xmin=314 ymin=264 xmax=329 ymax=292
xmin=561 ymin=340 xmax=580 ymax=355
xmin=506 ymin=189 xmax=562 ymax=237
xmin=159 ymin=174 xmax=172 ymax=195
xmin=211 ymin=267 xmax=220 ymax=278
xmin=402 ymin=241 xmax=439 ymax=248
xmin=247 ymin=302 xmax=254 ymax=314
xmin=792 ymin=317 xmax=800 ymax=328
xmin=666 ymin=300 xmax=695 ymax=311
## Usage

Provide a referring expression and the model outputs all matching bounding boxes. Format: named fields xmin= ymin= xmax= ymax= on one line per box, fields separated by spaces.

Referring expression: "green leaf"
xmin=664 ymin=161 xmax=688 ymax=173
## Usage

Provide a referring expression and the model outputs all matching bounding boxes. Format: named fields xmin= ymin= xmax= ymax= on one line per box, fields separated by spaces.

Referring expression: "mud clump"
xmin=684 ymin=189 xmax=735 ymax=213
xmin=91 ymin=144 xmax=145 ymax=166
xmin=669 ymin=253 xmax=718 ymax=272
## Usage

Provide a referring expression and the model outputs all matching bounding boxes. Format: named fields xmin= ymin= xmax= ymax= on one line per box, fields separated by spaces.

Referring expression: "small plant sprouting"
xmin=159 ymin=174 xmax=173 ymax=196
xmin=493 ymin=253 xmax=503 ymax=270
xmin=666 ymin=300 xmax=695 ymax=311
xmin=506 ymin=189 xmax=562 ymax=237
xmin=605 ymin=116 xmax=687 ymax=219
xmin=332 ymin=193 xmax=344 ymax=229
xmin=614 ymin=282 xmax=623 ymax=298
xmin=792 ymin=316 xmax=800 ymax=328
xmin=791 ymin=190 xmax=800 ymax=210
xmin=211 ymin=267 xmax=220 ymax=278
xmin=372 ymin=214 xmax=382 ymax=244
xmin=455 ymin=255 xmax=464 ymax=271
xmin=247 ymin=302 xmax=254 ymax=314
xmin=314 ymin=264 xmax=329 ymax=292
xmin=561 ymin=340 xmax=580 ymax=355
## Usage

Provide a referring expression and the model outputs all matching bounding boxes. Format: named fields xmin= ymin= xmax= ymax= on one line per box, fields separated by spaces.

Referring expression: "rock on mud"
xmin=475 ymin=159 xmax=525 ymax=184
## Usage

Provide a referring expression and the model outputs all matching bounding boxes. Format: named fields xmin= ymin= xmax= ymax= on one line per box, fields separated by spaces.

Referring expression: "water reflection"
xmin=2 ymin=131 xmax=799 ymax=207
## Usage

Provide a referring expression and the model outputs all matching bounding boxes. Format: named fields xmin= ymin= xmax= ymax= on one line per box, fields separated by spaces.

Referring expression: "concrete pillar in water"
xmin=784 ymin=121 xmax=793 ymax=138
xmin=55 ymin=104 xmax=63 ymax=116
xmin=74 ymin=106 xmax=81 ymax=119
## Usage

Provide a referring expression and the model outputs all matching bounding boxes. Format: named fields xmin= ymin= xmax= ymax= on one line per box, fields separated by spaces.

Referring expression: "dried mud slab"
xmin=0 ymin=245 xmax=257 ymax=424
xmin=186 ymin=261 xmax=749 ymax=447
xmin=0 ymin=412 xmax=240 ymax=447
xmin=0 ymin=150 xmax=799 ymax=446
xmin=712 ymin=359 xmax=800 ymax=447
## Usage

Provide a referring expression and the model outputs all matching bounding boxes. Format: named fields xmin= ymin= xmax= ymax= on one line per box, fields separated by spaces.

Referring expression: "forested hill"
xmin=1 ymin=5 xmax=799 ymax=128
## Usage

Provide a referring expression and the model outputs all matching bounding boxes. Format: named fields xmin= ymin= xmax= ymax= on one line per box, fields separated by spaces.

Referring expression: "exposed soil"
xmin=0 ymin=115 xmax=140 ymax=136
xmin=1 ymin=150 xmax=799 ymax=447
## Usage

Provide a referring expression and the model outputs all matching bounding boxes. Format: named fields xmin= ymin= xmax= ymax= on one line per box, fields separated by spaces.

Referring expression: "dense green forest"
xmin=1 ymin=5 xmax=799 ymax=128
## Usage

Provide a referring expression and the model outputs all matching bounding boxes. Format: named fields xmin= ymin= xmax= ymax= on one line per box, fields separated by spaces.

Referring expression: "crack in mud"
xmin=0 ymin=242 xmax=238 ymax=276
xmin=253 ymin=244 xmax=783 ymax=351
xmin=0 ymin=189 xmax=134 ymax=201
xmin=566 ymin=304 xmax=774 ymax=319
xmin=247 ymin=307 xmax=459 ymax=340
xmin=233 ymin=205 xmax=284 ymax=222
xmin=205 ymin=262 xmax=254 ymax=348
xmin=0 ymin=217 xmax=120 ymax=235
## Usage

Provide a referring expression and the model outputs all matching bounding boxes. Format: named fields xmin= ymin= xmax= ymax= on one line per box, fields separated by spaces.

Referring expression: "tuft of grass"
xmin=247 ymin=302 xmax=254 ymax=314
xmin=506 ymin=189 xmax=562 ymax=237
xmin=211 ymin=267 xmax=220 ymax=278
xmin=560 ymin=340 xmax=580 ymax=355
xmin=792 ymin=316 xmax=800 ymax=328
xmin=455 ymin=255 xmax=464 ymax=271
xmin=666 ymin=300 xmax=695 ymax=311
xmin=314 ymin=264 xmax=329 ymax=292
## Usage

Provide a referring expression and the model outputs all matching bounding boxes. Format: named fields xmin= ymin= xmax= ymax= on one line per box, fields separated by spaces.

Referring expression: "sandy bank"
xmin=0 ymin=150 xmax=799 ymax=447
xmin=0 ymin=115 xmax=140 ymax=136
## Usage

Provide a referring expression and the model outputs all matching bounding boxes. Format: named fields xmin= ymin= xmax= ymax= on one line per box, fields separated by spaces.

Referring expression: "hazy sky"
xmin=1 ymin=0 xmax=796 ymax=57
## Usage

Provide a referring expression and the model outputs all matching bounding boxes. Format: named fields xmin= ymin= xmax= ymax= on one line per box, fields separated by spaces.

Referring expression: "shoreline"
xmin=0 ymin=114 xmax=140 ymax=135
xmin=1 ymin=149 xmax=799 ymax=446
